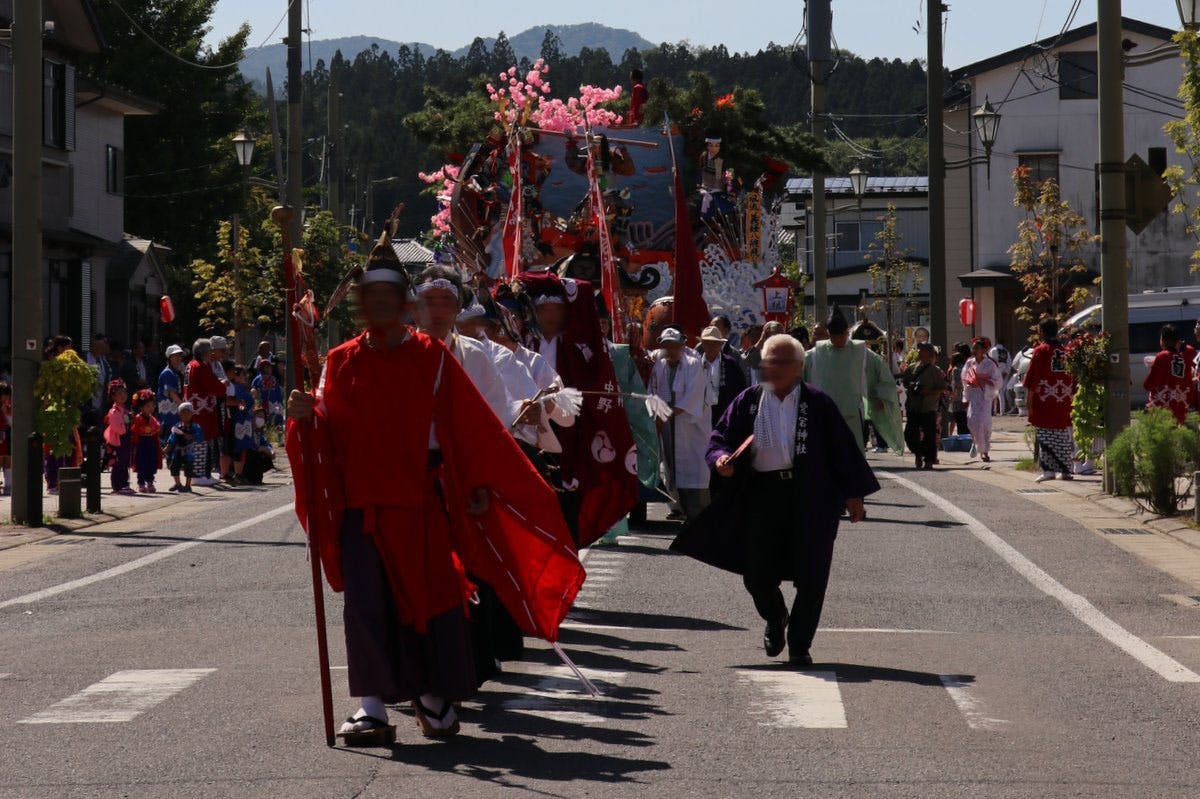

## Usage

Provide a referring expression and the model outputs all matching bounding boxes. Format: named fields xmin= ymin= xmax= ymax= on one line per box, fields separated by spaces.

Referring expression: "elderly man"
xmin=650 ymin=327 xmax=713 ymax=522
xmin=157 ymin=344 xmax=185 ymax=442
xmin=184 ymin=339 xmax=224 ymax=486
xmin=699 ymin=324 xmax=747 ymax=427
xmin=672 ymin=334 xmax=879 ymax=666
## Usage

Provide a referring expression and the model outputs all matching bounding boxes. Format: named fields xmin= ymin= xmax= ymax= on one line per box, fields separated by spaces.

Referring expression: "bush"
xmin=34 ymin=351 xmax=97 ymax=456
xmin=1107 ymin=408 xmax=1200 ymax=516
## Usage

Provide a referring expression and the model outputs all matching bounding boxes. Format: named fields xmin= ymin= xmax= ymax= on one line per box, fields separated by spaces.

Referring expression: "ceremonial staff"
xmin=273 ymin=204 xmax=336 ymax=747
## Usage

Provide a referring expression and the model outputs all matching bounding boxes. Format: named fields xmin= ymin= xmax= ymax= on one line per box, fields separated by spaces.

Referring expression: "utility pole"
xmin=327 ymin=67 xmax=341 ymax=224
xmin=1097 ymin=0 xmax=1130 ymax=447
xmin=927 ymin=1 xmax=948 ymax=355
xmin=285 ymin=0 xmax=303 ymax=247
xmin=11 ymin=0 xmax=43 ymax=525
xmin=807 ymin=0 xmax=831 ymax=323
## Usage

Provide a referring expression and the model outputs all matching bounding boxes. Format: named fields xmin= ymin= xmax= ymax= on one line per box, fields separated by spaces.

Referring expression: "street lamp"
xmin=848 ymin=165 xmax=867 ymax=203
xmin=232 ymin=130 xmax=255 ymax=168
xmin=946 ymin=99 xmax=1002 ymax=180
xmin=1179 ymin=0 xmax=1200 ymax=31
xmin=231 ymin=130 xmax=255 ymax=362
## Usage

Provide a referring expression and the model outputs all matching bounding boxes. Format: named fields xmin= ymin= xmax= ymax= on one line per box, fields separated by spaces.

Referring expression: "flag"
xmin=672 ymin=168 xmax=710 ymax=339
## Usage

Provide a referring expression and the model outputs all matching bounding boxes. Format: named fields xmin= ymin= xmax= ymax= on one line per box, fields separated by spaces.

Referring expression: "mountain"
xmin=237 ymin=24 xmax=654 ymax=85
xmin=453 ymin=23 xmax=654 ymax=61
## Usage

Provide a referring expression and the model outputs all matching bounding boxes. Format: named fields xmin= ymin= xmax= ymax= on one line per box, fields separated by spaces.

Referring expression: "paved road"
xmin=4 ymin=459 xmax=1200 ymax=798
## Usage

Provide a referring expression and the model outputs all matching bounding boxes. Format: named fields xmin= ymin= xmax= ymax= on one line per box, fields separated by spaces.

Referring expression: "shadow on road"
xmin=73 ymin=531 xmax=306 ymax=548
xmin=557 ymin=626 xmax=685 ymax=652
xmin=592 ymin=543 xmax=678 ymax=557
xmin=567 ymin=607 xmax=746 ymax=632
xmin=862 ymin=517 xmax=965 ymax=528
xmin=732 ymin=661 xmax=975 ymax=688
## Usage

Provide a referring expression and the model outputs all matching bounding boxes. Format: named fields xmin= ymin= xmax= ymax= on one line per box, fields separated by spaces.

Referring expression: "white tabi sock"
xmin=2 ymin=467 xmax=10 ymax=490
xmin=356 ymin=695 xmax=387 ymax=722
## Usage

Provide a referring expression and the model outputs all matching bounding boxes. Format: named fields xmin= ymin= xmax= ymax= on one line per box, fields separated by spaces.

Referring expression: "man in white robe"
xmin=649 ymin=328 xmax=714 ymax=522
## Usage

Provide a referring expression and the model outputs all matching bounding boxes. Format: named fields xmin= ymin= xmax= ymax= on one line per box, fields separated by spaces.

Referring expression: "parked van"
xmin=1065 ymin=286 xmax=1200 ymax=406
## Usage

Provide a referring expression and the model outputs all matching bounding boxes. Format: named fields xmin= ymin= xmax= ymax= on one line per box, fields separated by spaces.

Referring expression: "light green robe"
xmin=804 ymin=339 xmax=896 ymax=450
xmin=599 ymin=344 xmax=659 ymax=544
xmin=863 ymin=347 xmax=904 ymax=454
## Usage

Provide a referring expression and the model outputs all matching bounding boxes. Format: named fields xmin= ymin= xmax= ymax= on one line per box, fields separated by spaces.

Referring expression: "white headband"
xmin=414 ymin=278 xmax=459 ymax=296
xmin=457 ymin=303 xmax=486 ymax=322
xmin=534 ymin=296 xmax=565 ymax=306
xmin=359 ymin=269 xmax=407 ymax=286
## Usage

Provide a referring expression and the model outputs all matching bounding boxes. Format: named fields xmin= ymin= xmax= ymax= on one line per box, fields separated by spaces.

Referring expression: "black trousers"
xmin=742 ymin=473 xmax=838 ymax=657
xmin=905 ymin=410 xmax=938 ymax=463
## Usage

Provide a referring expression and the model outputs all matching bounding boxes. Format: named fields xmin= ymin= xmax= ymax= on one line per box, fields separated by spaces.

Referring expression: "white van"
xmin=1065 ymin=286 xmax=1200 ymax=406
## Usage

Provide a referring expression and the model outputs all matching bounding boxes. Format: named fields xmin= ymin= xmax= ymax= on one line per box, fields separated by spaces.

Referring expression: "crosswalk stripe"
xmin=500 ymin=663 xmax=628 ymax=724
xmin=738 ymin=670 xmax=847 ymax=729
xmin=939 ymin=675 xmax=1009 ymax=731
xmin=19 ymin=669 xmax=215 ymax=724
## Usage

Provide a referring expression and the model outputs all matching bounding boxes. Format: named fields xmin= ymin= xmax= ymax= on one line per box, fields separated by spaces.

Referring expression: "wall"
xmin=70 ymin=104 xmax=124 ymax=241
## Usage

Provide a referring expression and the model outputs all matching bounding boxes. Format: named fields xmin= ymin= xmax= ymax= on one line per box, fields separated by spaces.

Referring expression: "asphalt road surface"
xmin=4 ymin=460 xmax=1200 ymax=798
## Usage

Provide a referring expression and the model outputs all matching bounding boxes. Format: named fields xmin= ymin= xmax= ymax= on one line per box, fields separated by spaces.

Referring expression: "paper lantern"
xmin=160 ymin=295 xmax=176 ymax=324
xmin=959 ymin=298 xmax=976 ymax=327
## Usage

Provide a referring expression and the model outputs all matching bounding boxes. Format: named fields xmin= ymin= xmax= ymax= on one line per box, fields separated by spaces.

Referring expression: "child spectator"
xmin=0 ymin=381 xmax=10 ymax=495
xmin=103 ymin=380 xmax=134 ymax=495
xmin=166 ymin=402 xmax=203 ymax=493
xmin=221 ymin=364 xmax=254 ymax=485
xmin=240 ymin=406 xmax=275 ymax=485
xmin=131 ymin=389 xmax=162 ymax=493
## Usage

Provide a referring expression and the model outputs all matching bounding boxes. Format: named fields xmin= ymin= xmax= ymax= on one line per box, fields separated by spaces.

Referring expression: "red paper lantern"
xmin=959 ymin=298 xmax=976 ymax=327
xmin=160 ymin=295 xmax=176 ymax=324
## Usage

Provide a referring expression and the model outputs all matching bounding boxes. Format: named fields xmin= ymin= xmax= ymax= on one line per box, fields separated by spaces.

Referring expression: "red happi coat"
xmin=1144 ymin=349 xmax=1194 ymax=424
xmin=287 ymin=330 xmax=584 ymax=641
xmin=526 ymin=275 xmax=639 ymax=548
xmin=1023 ymin=342 xmax=1076 ymax=429
xmin=184 ymin=359 xmax=223 ymax=439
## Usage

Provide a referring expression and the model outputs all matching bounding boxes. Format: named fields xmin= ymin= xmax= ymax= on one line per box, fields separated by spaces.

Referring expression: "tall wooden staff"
xmin=273 ymin=204 xmax=336 ymax=747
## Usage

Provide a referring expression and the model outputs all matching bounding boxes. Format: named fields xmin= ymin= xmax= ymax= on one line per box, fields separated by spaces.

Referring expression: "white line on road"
xmin=19 ymin=669 xmax=215 ymax=724
xmin=559 ymin=622 xmax=638 ymax=631
xmin=738 ymin=669 xmax=847 ymax=728
xmin=939 ymin=675 xmax=1009 ymax=731
xmin=0 ymin=504 xmax=294 ymax=611
xmin=881 ymin=472 xmax=1200 ymax=683
xmin=820 ymin=628 xmax=954 ymax=635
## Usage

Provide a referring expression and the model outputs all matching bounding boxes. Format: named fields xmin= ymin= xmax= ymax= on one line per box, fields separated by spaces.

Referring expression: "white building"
xmin=786 ymin=176 xmax=930 ymax=330
xmin=943 ymin=16 xmax=1188 ymax=351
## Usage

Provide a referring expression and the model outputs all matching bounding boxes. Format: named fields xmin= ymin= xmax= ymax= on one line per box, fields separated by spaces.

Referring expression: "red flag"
xmin=672 ymin=169 xmax=710 ymax=339
xmin=502 ymin=141 xmax=523 ymax=276
xmin=585 ymin=136 xmax=625 ymax=344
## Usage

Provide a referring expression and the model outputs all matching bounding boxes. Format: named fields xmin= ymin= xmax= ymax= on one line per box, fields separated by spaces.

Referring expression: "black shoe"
xmin=914 ymin=456 xmax=923 ymax=469
xmin=763 ymin=615 xmax=787 ymax=658
xmin=788 ymin=651 xmax=813 ymax=668
xmin=922 ymin=461 xmax=935 ymax=471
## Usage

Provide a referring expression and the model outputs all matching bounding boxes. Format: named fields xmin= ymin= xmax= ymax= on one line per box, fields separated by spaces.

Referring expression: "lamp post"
xmin=232 ymin=130 xmax=255 ymax=363
xmin=1180 ymin=0 xmax=1200 ymax=30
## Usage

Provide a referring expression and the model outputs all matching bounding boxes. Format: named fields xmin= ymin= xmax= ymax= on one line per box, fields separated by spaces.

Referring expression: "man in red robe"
xmin=1023 ymin=317 xmax=1076 ymax=482
xmin=513 ymin=270 xmax=639 ymax=547
xmin=287 ymin=243 xmax=583 ymax=745
xmin=184 ymin=339 xmax=223 ymax=486
xmin=1145 ymin=323 xmax=1193 ymax=424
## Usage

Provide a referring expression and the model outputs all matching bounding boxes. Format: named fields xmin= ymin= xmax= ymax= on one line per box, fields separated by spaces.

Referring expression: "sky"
xmin=205 ymin=0 xmax=1182 ymax=69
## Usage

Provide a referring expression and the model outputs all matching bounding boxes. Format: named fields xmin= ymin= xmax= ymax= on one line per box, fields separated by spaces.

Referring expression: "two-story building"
xmin=785 ymin=175 xmax=930 ymax=331
xmin=0 ymin=0 xmax=163 ymax=363
xmin=943 ymin=16 xmax=1186 ymax=351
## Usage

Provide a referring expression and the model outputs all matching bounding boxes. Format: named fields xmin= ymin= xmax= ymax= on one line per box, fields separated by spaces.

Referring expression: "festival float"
xmin=417 ymin=61 xmax=796 ymax=340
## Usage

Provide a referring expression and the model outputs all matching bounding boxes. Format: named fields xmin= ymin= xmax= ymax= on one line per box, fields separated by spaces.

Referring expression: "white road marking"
xmin=819 ymin=627 xmax=954 ymax=635
xmin=583 ymin=568 xmax=620 ymax=575
xmin=0 ymin=504 xmax=294 ymax=611
xmin=939 ymin=675 xmax=1009 ymax=731
xmin=559 ymin=622 xmax=637 ymax=632
xmin=881 ymin=472 xmax=1200 ymax=683
xmin=19 ymin=669 xmax=215 ymax=724
xmin=738 ymin=670 xmax=847 ymax=728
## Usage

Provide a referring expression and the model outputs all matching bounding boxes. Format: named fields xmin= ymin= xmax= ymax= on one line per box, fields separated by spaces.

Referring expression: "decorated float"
xmin=416 ymin=61 xmax=799 ymax=341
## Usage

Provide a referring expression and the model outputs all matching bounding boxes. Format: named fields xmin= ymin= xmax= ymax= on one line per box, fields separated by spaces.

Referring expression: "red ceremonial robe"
xmin=184 ymin=358 xmax=223 ymax=439
xmin=520 ymin=273 xmax=639 ymax=547
xmin=1144 ymin=349 xmax=1193 ymax=424
xmin=1023 ymin=341 xmax=1075 ymax=429
xmin=287 ymin=330 xmax=584 ymax=642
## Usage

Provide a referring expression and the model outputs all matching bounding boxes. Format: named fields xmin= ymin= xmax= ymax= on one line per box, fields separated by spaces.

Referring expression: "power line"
xmin=106 ymin=0 xmax=295 ymax=72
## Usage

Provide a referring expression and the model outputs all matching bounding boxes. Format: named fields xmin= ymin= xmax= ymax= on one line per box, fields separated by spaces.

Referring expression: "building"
xmin=785 ymin=175 xmax=930 ymax=332
xmin=0 ymin=0 xmax=161 ymax=361
xmin=944 ymin=16 xmax=1186 ymax=350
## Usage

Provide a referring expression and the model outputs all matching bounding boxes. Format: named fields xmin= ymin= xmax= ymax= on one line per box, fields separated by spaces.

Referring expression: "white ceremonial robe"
xmin=963 ymin=356 xmax=1001 ymax=454
xmin=446 ymin=331 xmax=515 ymax=428
xmin=488 ymin=338 xmax=574 ymax=450
xmin=649 ymin=350 xmax=714 ymax=490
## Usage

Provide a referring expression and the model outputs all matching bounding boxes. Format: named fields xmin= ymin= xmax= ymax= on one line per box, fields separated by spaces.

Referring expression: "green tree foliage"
xmin=1164 ymin=28 xmax=1200 ymax=270
xmin=866 ymin=204 xmax=923 ymax=353
xmin=1008 ymin=167 xmax=1098 ymax=340
xmin=35 ymin=352 xmax=97 ymax=456
xmin=80 ymin=1 xmax=263 ymax=286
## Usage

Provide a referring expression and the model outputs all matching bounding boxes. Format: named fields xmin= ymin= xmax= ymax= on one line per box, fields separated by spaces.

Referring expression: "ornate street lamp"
xmin=1179 ymin=0 xmax=1200 ymax=31
xmin=971 ymin=100 xmax=1000 ymax=155
xmin=848 ymin=165 xmax=868 ymax=202
xmin=232 ymin=130 xmax=255 ymax=167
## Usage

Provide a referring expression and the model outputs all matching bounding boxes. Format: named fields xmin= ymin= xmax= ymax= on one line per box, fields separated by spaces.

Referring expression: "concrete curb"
xmin=0 ymin=466 xmax=293 ymax=552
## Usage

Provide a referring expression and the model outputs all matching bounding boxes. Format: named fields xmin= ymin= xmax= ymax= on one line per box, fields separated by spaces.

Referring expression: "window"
xmin=106 ymin=146 xmax=124 ymax=195
xmin=41 ymin=59 xmax=74 ymax=150
xmin=1018 ymin=153 xmax=1060 ymax=186
xmin=1058 ymin=51 xmax=1098 ymax=100
xmin=835 ymin=219 xmax=883 ymax=252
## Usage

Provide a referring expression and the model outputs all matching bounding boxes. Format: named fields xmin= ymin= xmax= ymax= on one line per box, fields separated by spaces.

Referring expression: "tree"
xmin=866 ymin=204 xmax=923 ymax=357
xmin=540 ymin=29 xmax=564 ymax=64
xmin=1164 ymin=28 xmax=1200 ymax=269
xmin=1008 ymin=167 xmax=1098 ymax=339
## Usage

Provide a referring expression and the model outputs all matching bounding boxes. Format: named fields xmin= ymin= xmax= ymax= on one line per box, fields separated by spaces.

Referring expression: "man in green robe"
xmin=803 ymin=308 xmax=897 ymax=451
